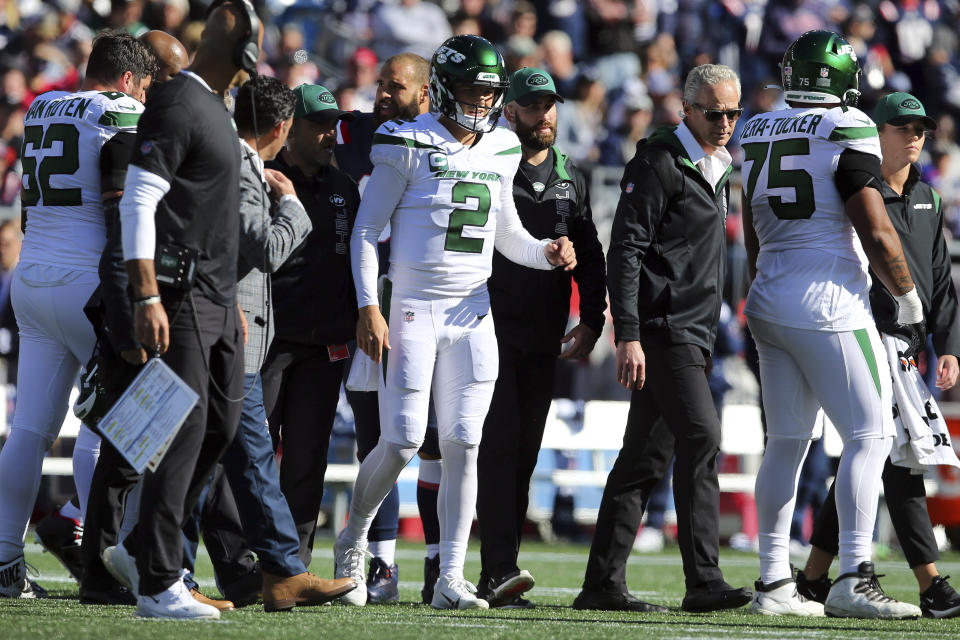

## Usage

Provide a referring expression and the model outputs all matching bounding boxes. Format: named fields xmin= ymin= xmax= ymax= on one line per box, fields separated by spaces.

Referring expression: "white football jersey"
xmin=741 ymin=105 xmax=881 ymax=331
xmin=19 ymin=90 xmax=143 ymax=271
xmin=368 ymin=113 xmax=526 ymax=297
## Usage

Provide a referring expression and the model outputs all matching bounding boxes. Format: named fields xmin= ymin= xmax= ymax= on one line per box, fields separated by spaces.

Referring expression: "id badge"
xmin=327 ymin=344 xmax=349 ymax=362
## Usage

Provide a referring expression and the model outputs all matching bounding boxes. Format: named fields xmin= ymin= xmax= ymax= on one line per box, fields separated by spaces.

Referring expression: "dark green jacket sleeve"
xmin=929 ymin=196 xmax=960 ymax=357
xmin=570 ymin=171 xmax=607 ymax=335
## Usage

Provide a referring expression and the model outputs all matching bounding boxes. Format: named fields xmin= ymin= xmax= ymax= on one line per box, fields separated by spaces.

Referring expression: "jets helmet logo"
xmin=435 ymin=46 xmax=466 ymax=64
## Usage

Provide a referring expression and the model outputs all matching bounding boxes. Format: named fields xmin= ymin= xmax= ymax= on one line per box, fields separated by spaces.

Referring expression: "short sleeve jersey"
xmin=741 ymin=105 xmax=882 ymax=331
xmin=19 ymin=89 xmax=143 ymax=271
xmin=129 ymin=72 xmax=241 ymax=306
xmin=369 ymin=113 xmax=523 ymax=297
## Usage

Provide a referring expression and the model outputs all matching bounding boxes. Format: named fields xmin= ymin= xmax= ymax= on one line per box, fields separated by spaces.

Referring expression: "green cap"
xmin=873 ymin=92 xmax=936 ymax=130
xmin=293 ymin=84 xmax=356 ymax=123
xmin=505 ymin=67 xmax=564 ymax=106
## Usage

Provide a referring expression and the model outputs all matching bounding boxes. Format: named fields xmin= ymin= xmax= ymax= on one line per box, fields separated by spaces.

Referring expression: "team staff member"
xmin=574 ymin=64 xmax=751 ymax=614
xmin=335 ymin=52 xmax=441 ymax=604
xmin=261 ymin=84 xmax=360 ymax=569
xmin=116 ymin=0 xmax=255 ymax=620
xmin=476 ymin=67 xmax=606 ymax=608
xmin=797 ymin=92 xmax=960 ymax=619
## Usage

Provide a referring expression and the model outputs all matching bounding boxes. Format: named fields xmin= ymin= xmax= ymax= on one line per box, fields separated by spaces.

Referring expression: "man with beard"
xmin=334 ymin=53 xmax=443 ymax=604
xmin=475 ymin=67 xmax=606 ymax=608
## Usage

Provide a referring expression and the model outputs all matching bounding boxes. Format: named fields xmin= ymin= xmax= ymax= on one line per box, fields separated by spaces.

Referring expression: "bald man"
xmin=139 ymin=30 xmax=189 ymax=83
xmin=104 ymin=0 xmax=291 ymax=620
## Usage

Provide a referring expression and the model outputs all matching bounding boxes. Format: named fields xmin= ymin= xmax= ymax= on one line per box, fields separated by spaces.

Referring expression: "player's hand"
xmin=937 ymin=354 xmax=959 ymax=390
xmin=238 ymin=303 xmax=248 ymax=345
xmin=616 ymin=340 xmax=645 ymax=390
xmin=559 ymin=323 xmax=599 ymax=360
xmin=120 ymin=348 xmax=147 ymax=365
xmin=899 ymin=321 xmax=926 ymax=363
xmin=545 ymin=236 xmax=576 ymax=271
xmin=134 ymin=301 xmax=169 ymax=356
xmin=357 ymin=305 xmax=390 ymax=363
xmin=265 ymin=168 xmax=296 ymax=200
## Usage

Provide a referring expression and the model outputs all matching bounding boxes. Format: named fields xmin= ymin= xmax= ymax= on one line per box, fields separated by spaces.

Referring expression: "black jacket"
xmin=607 ymin=125 xmax=731 ymax=352
xmin=871 ymin=166 xmax=960 ymax=357
xmin=267 ymin=152 xmax=359 ymax=347
xmin=488 ymin=147 xmax=606 ymax=355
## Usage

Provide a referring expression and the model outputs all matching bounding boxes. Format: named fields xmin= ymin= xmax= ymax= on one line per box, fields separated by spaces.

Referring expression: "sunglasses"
xmin=692 ymin=102 xmax=743 ymax=122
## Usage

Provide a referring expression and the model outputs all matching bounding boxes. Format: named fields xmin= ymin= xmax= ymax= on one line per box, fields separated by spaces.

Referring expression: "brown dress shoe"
xmin=190 ymin=587 xmax=235 ymax=611
xmin=262 ymin=571 xmax=357 ymax=612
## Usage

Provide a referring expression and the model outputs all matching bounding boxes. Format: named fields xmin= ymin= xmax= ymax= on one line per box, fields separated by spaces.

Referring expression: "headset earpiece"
xmin=205 ymin=0 xmax=260 ymax=75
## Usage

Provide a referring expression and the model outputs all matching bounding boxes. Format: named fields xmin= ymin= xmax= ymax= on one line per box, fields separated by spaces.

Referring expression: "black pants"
xmin=583 ymin=341 xmax=723 ymax=592
xmin=130 ymin=293 xmax=244 ymax=595
xmin=477 ymin=344 xmax=556 ymax=581
xmin=809 ymin=457 xmax=939 ymax=568
xmin=262 ymin=339 xmax=344 ymax=568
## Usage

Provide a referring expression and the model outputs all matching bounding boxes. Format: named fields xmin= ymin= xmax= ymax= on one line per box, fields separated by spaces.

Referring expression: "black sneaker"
xmin=921 ymin=575 xmax=960 ymax=619
xmin=796 ymin=569 xmax=832 ymax=604
xmin=35 ymin=512 xmax=84 ymax=582
xmin=79 ymin=582 xmax=137 ymax=605
xmin=421 ymin=555 xmax=440 ymax=604
xmin=501 ymin=595 xmax=536 ymax=609
xmin=485 ymin=569 xmax=535 ymax=608
xmin=366 ymin=557 xmax=399 ymax=603
xmin=572 ymin=589 xmax=669 ymax=612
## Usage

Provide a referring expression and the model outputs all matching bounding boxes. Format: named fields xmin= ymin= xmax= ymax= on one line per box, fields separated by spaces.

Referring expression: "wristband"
xmin=134 ymin=295 xmax=162 ymax=308
xmin=894 ymin=287 xmax=923 ymax=325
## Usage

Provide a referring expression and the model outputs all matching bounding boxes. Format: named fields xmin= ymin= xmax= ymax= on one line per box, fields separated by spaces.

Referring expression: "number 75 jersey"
xmin=19 ymin=90 xmax=143 ymax=271
xmin=740 ymin=105 xmax=881 ymax=331
xmin=367 ymin=113 xmax=524 ymax=297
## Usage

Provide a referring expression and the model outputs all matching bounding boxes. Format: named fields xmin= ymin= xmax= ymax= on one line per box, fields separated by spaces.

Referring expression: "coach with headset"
xmin=114 ymin=0 xmax=260 ymax=620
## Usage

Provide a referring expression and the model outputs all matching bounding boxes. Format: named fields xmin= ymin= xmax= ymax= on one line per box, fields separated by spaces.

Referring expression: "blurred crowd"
xmin=3 ymin=0 xmax=960 ymax=401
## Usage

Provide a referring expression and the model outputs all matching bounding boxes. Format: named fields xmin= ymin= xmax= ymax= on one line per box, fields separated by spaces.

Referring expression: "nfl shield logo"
xmin=625 ymin=182 xmax=634 ymax=194
xmin=404 ymin=311 xmax=415 ymax=323
xmin=820 ymin=67 xmax=829 ymax=77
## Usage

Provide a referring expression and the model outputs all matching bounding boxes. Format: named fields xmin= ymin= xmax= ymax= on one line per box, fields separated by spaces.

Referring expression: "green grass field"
xmin=3 ymin=537 xmax=959 ymax=639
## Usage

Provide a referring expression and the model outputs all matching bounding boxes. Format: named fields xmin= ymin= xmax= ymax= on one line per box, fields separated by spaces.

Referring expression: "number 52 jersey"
xmin=19 ymin=90 xmax=143 ymax=271
xmin=741 ymin=105 xmax=881 ymax=331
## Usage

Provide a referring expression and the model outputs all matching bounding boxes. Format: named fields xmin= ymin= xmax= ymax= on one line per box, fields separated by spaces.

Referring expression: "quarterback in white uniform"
xmin=0 ymin=31 xmax=154 ymax=598
xmin=742 ymin=30 xmax=922 ymax=619
xmin=336 ymin=35 xmax=575 ymax=610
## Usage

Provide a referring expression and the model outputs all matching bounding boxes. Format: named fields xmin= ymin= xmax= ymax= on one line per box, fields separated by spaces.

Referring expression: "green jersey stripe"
xmin=371 ymin=133 xmax=441 ymax=150
xmin=494 ymin=145 xmax=521 ymax=156
xmin=828 ymin=125 xmax=877 ymax=141
xmin=98 ymin=111 xmax=141 ymax=128
xmin=853 ymin=328 xmax=882 ymax=398
xmin=380 ymin=277 xmax=392 ymax=382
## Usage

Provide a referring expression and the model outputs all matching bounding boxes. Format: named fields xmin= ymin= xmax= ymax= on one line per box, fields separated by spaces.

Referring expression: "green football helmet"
xmin=781 ymin=30 xmax=861 ymax=106
xmin=429 ymin=34 xmax=510 ymax=132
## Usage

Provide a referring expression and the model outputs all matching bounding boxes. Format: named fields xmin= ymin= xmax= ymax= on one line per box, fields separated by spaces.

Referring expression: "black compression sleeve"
xmin=100 ymin=131 xmax=137 ymax=194
xmin=834 ymin=148 xmax=883 ymax=201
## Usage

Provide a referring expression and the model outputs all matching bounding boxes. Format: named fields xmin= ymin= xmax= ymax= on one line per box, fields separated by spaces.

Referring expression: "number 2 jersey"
xmin=351 ymin=112 xmax=551 ymax=305
xmin=20 ymin=90 xmax=142 ymax=271
xmin=741 ymin=105 xmax=881 ymax=331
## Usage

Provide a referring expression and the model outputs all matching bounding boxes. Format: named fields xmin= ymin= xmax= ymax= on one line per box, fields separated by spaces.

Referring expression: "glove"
xmin=899 ymin=321 xmax=926 ymax=363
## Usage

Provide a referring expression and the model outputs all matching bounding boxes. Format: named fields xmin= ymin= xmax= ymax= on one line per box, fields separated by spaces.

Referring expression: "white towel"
xmin=345 ymin=274 xmax=389 ymax=393
xmin=883 ymin=334 xmax=960 ymax=472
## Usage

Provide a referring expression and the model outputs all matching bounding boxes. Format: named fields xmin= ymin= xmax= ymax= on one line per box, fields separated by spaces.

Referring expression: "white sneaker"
xmin=333 ymin=531 xmax=368 ymax=606
xmin=750 ymin=578 xmax=825 ymax=616
xmin=102 ymin=544 xmax=139 ymax=593
xmin=633 ymin=527 xmax=665 ymax=553
xmin=136 ymin=577 xmax=220 ymax=619
xmin=431 ymin=574 xmax=490 ymax=610
xmin=0 ymin=556 xmax=47 ymax=599
xmin=824 ymin=562 xmax=921 ymax=619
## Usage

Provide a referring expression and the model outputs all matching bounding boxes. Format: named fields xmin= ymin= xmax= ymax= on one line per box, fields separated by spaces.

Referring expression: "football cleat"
xmin=102 ymin=544 xmax=139 ymax=594
xmin=0 ymin=556 xmax=48 ymax=599
xmin=366 ymin=557 xmax=399 ymax=603
xmin=333 ymin=531 xmax=368 ymax=606
xmin=750 ymin=577 xmax=825 ymax=616
xmin=421 ymin=554 xmax=440 ymax=604
xmin=431 ymin=574 xmax=489 ymax=610
xmin=35 ymin=511 xmax=84 ymax=582
xmin=825 ymin=562 xmax=921 ymax=619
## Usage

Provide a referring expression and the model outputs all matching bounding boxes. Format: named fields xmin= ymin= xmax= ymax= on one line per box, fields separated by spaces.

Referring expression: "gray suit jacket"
xmin=237 ymin=140 xmax=312 ymax=374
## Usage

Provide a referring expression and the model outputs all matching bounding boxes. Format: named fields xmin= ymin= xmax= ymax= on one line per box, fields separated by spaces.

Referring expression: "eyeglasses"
xmin=692 ymin=102 xmax=743 ymax=122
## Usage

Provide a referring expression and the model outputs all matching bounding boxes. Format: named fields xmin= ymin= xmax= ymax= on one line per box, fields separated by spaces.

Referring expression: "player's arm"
xmin=350 ymin=149 xmax=407 ymax=363
xmin=100 ymin=131 xmax=137 ymax=234
xmin=495 ymin=172 xmax=574 ymax=270
xmin=741 ymin=194 xmax=759 ymax=283
xmin=838 ymin=149 xmax=924 ymax=356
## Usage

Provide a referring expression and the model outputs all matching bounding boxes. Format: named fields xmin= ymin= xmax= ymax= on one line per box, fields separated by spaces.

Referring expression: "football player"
xmin=742 ymin=30 xmax=922 ymax=618
xmin=336 ymin=34 xmax=575 ymax=610
xmin=0 ymin=30 xmax=155 ymax=599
